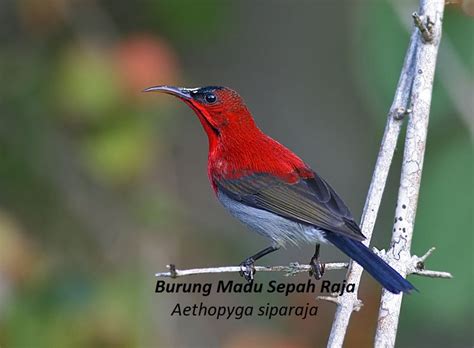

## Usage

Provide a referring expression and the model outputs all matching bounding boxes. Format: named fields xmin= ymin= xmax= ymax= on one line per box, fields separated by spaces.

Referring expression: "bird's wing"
xmin=215 ymin=173 xmax=366 ymax=241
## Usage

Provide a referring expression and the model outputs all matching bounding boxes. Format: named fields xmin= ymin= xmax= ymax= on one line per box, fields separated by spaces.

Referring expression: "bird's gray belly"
xmin=217 ymin=191 xmax=327 ymax=246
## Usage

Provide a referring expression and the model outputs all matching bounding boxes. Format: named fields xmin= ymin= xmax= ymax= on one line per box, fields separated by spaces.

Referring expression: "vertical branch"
xmin=326 ymin=26 xmax=418 ymax=348
xmin=328 ymin=0 xmax=445 ymax=346
xmin=374 ymin=0 xmax=445 ymax=347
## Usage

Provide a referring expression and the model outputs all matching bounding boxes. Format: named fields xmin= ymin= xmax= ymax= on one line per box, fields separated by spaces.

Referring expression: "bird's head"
xmin=144 ymin=85 xmax=257 ymax=144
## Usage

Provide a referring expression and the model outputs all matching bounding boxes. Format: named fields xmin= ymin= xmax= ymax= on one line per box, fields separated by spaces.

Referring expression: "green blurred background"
xmin=0 ymin=0 xmax=472 ymax=347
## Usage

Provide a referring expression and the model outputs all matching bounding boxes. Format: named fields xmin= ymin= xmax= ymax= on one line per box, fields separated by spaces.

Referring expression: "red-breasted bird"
xmin=145 ymin=85 xmax=415 ymax=294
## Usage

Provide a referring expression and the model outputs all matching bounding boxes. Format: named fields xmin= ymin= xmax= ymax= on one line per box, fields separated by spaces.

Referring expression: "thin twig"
xmin=155 ymin=262 xmax=348 ymax=278
xmin=374 ymin=1 xmax=445 ymax=346
xmin=412 ymin=269 xmax=452 ymax=278
xmin=155 ymin=262 xmax=451 ymax=279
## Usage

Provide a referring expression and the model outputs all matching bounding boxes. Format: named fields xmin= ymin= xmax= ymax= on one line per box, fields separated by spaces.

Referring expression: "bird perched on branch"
xmin=145 ymin=85 xmax=415 ymax=294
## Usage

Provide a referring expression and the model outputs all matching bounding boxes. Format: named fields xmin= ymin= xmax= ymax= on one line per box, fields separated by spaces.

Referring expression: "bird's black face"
xmin=189 ymin=86 xmax=224 ymax=105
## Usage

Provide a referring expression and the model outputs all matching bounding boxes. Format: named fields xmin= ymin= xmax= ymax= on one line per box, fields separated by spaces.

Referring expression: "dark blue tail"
xmin=325 ymin=233 xmax=416 ymax=294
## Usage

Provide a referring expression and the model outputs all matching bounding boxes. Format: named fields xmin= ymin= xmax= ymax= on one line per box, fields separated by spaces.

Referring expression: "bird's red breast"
xmin=207 ymin=125 xmax=315 ymax=193
xmin=185 ymin=88 xmax=316 ymax=192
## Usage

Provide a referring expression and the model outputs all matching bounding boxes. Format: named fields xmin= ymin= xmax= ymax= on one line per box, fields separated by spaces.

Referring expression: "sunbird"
xmin=145 ymin=85 xmax=415 ymax=294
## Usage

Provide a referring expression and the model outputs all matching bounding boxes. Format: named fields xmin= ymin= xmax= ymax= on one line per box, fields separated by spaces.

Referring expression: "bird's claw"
xmin=309 ymin=257 xmax=325 ymax=280
xmin=309 ymin=244 xmax=325 ymax=280
xmin=239 ymin=258 xmax=256 ymax=282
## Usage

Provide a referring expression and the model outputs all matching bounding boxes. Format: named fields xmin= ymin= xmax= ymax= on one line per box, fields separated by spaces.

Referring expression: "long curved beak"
xmin=143 ymin=85 xmax=193 ymax=100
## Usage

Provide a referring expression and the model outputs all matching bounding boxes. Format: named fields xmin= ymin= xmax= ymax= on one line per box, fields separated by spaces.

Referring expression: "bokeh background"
xmin=0 ymin=0 xmax=472 ymax=347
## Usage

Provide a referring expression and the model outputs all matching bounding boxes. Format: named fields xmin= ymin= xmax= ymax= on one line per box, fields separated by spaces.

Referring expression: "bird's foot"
xmin=309 ymin=258 xmax=325 ymax=280
xmin=309 ymin=244 xmax=325 ymax=280
xmin=239 ymin=258 xmax=256 ymax=283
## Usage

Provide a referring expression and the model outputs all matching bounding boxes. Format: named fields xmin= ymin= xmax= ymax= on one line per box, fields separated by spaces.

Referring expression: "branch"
xmin=391 ymin=0 xmax=474 ymax=135
xmin=374 ymin=1 xmax=445 ymax=346
xmin=326 ymin=14 xmax=420 ymax=348
xmin=155 ymin=260 xmax=451 ymax=279
xmin=155 ymin=262 xmax=349 ymax=278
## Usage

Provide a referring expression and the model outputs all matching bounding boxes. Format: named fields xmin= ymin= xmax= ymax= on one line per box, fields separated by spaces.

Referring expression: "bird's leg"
xmin=309 ymin=244 xmax=325 ymax=280
xmin=239 ymin=245 xmax=280 ymax=282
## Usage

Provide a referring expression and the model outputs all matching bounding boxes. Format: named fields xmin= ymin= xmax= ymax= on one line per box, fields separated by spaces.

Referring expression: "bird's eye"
xmin=205 ymin=93 xmax=217 ymax=103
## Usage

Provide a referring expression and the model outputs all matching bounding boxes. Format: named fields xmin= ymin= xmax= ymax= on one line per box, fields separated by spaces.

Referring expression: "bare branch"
xmin=374 ymin=1 xmax=445 ymax=346
xmin=317 ymin=296 xmax=341 ymax=305
xmin=155 ymin=261 xmax=451 ymax=280
xmin=412 ymin=269 xmax=452 ymax=278
xmin=156 ymin=262 xmax=348 ymax=278
xmin=318 ymin=296 xmax=364 ymax=311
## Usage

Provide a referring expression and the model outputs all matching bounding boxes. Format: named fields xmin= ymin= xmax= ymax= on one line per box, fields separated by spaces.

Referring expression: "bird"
xmin=144 ymin=85 xmax=415 ymax=294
